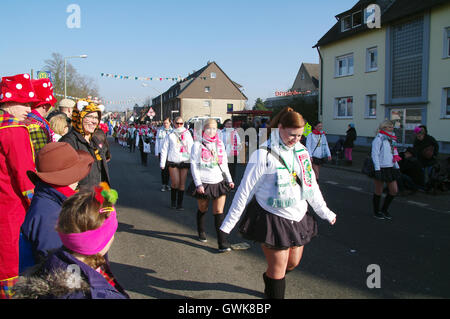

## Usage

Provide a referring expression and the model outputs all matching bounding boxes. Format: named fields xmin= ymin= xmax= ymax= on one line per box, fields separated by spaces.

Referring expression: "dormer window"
xmin=341 ymin=15 xmax=351 ymax=31
xmin=352 ymin=11 xmax=362 ymax=28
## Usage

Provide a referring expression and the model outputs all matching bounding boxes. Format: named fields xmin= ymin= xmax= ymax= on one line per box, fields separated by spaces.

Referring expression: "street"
xmin=107 ymin=139 xmax=450 ymax=299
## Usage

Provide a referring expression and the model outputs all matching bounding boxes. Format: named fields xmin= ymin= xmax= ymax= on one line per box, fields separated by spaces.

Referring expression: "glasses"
xmin=84 ymin=115 xmax=99 ymax=122
xmin=175 ymin=122 xmax=184 ymax=125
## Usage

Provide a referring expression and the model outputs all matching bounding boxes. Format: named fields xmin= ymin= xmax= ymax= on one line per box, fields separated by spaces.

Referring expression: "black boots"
xmin=214 ymin=214 xmax=231 ymax=252
xmin=170 ymin=189 xmax=184 ymax=210
xmin=263 ymin=273 xmax=285 ymax=299
xmin=197 ymin=210 xmax=207 ymax=242
xmin=373 ymin=193 xmax=395 ymax=220
xmin=381 ymin=194 xmax=395 ymax=220
xmin=373 ymin=194 xmax=383 ymax=219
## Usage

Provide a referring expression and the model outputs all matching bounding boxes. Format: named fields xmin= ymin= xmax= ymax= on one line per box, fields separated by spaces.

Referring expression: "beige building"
xmin=151 ymin=61 xmax=247 ymax=123
xmin=314 ymin=0 xmax=450 ymax=152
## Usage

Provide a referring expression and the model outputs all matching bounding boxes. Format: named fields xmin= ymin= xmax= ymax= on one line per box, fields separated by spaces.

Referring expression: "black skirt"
xmin=312 ymin=157 xmax=327 ymax=166
xmin=238 ymin=197 xmax=318 ymax=249
xmin=190 ymin=180 xmax=231 ymax=200
xmin=375 ymin=167 xmax=401 ymax=183
xmin=167 ymin=161 xmax=190 ymax=169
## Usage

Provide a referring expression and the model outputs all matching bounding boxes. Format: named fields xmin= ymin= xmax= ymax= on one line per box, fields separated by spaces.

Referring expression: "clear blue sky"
xmin=1 ymin=0 xmax=357 ymax=111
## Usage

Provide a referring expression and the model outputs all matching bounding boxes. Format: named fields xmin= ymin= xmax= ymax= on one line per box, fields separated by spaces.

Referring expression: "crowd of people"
xmin=1 ymin=72 xmax=447 ymax=299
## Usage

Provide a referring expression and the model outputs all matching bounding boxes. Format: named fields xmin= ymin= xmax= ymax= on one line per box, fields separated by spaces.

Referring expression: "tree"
xmin=253 ymin=98 xmax=268 ymax=111
xmin=43 ymin=53 xmax=100 ymax=102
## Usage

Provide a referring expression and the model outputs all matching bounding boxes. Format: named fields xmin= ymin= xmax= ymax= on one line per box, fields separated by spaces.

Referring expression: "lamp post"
xmin=64 ymin=54 xmax=88 ymax=99
xmin=142 ymin=83 xmax=163 ymax=121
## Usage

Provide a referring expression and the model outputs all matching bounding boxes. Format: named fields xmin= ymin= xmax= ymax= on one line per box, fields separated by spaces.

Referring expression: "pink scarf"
xmin=58 ymin=208 xmax=118 ymax=255
xmin=379 ymin=130 xmax=402 ymax=163
xmin=201 ymin=133 xmax=224 ymax=164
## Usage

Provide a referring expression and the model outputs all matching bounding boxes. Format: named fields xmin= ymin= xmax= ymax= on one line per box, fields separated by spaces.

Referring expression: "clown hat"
xmin=0 ymin=73 xmax=40 ymax=104
xmin=31 ymin=78 xmax=56 ymax=108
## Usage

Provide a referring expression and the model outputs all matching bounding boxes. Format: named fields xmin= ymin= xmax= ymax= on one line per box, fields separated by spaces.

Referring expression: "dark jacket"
xmin=13 ymin=248 xmax=129 ymax=299
xmin=413 ymin=134 xmax=439 ymax=167
xmin=343 ymin=127 xmax=357 ymax=148
xmin=399 ymin=152 xmax=425 ymax=186
xmin=60 ymin=128 xmax=111 ymax=190
xmin=20 ymin=182 xmax=69 ymax=265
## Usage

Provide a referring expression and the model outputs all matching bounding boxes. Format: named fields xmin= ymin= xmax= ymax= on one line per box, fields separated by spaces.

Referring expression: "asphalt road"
xmin=107 ymin=139 xmax=450 ymax=299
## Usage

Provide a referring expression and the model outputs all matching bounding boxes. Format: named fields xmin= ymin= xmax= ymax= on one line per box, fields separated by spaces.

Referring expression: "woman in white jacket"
xmin=371 ymin=120 xmax=400 ymax=220
xmin=160 ymin=117 xmax=194 ymax=210
xmin=220 ymin=107 xmax=336 ymax=299
xmin=155 ymin=118 xmax=172 ymax=191
xmin=190 ymin=118 xmax=235 ymax=252
xmin=305 ymin=121 xmax=331 ymax=182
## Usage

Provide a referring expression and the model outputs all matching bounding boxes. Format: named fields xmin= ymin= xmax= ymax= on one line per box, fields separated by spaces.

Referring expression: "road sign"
xmin=147 ymin=107 xmax=156 ymax=117
xmin=37 ymin=71 xmax=52 ymax=83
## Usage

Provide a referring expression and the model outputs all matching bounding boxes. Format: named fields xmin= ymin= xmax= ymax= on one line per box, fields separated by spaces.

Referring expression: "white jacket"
xmin=220 ymin=142 xmax=336 ymax=234
xmin=154 ymin=127 xmax=172 ymax=155
xmin=371 ymin=133 xmax=399 ymax=170
xmin=306 ymin=132 xmax=331 ymax=159
xmin=190 ymin=140 xmax=232 ymax=186
xmin=160 ymin=129 xmax=194 ymax=168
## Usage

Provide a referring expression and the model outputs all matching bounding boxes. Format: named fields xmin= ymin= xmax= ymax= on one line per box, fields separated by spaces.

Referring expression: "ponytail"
xmin=269 ymin=107 xmax=305 ymax=129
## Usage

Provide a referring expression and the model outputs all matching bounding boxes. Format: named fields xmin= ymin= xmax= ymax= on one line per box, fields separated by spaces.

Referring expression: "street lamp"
xmin=64 ymin=54 xmax=88 ymax=99
xmin=141 ymin=83 xmax=163 ymax=121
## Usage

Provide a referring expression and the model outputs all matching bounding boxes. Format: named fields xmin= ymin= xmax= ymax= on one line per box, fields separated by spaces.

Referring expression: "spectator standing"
xmin=343 ymin=123 xmax=357 ymax=165
xmin=49 ymin=114 xmax=69 ymax=141
xmin=47 ymin=98 xmax=75 ymax=123
xmin=0 ymin=73 xmax=38 ymax=298
xmin=60 ymin=99 xmax=110 ymax=190
xmin=20 ymin=142 xmax=94 ymax=270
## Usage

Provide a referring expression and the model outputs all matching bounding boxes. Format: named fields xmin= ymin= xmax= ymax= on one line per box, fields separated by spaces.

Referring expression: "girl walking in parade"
xmin=160 ymin=116 xmax=193 ymax=210
xmin=306 ymin=121 xmax=331 ymax=182
xmin=190 ymin=118 xmax=235 ymax=252
xmin=155 ymin=118 xmax=172 ymax=191
xmin=371 ymin=120 xmax=400 ymax=220
xmin=220 ymin=107 xmax=337 ymax=299
xmin=13 ymin=184 xmax=129 ymax=299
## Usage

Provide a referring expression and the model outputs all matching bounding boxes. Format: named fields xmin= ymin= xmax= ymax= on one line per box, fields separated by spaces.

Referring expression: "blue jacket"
xmin=20 ymin=182 xmax=68 ymax=266
xmin=13 ymin=248 xmax=129 ymax=299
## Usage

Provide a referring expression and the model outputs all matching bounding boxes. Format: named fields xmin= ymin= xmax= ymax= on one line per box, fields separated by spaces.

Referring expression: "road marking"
xmin=324 ymin=181 xmax=339 ymax=185
xmin=347 ymin=186 xmax=363 ymax=191
xmin=407 ymin=201 xmax=429 ymax=207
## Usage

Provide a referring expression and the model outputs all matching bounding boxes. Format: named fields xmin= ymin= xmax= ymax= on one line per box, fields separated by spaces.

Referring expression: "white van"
xmin=186 ymin=116 xmax=222 ymax=128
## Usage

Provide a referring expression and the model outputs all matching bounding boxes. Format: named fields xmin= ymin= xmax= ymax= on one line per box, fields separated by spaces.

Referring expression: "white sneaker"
xmin=161 ymin=186 xmax=166 ymax=192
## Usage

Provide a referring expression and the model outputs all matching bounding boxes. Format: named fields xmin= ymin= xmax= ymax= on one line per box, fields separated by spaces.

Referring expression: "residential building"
xmin=151 ymin=61 xmax=247 ymax=122
xmin=314 ymin=0 xmax=450 ymax=152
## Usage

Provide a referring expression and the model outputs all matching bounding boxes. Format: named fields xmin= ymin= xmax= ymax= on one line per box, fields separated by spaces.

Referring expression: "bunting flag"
xmin=100 ymin=73 xmax=208 ymax=81
xmin=54 ymin=93 xmax=145 ymax=106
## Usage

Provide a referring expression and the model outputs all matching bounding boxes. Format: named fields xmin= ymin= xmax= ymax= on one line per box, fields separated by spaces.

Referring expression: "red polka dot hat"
xmin=31 ymin=78 xmax=56 ymax=108
xmin=0 ymin=73 xmax=40 ymax=105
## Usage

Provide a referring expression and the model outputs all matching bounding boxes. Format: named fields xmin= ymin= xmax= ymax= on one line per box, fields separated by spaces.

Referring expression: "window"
xmin=204 ymin=100 xmax=211 ymax=107
xmin=301 ymin=72 xmax=305 ymax=80
xmin=366 ymin=47 xmax=378 ymax=72
xmin=341 ymin=15 xmax=351 ymax=31
xmin=444 ymin=27 xmax=450 ymax=58
xmin=335 ymin=54 xmax=354 ymax=77
xmin=365 ymin=94 xmax=377 ymax=118
xmin=352 ymin=11 xmax=362 ymax=28
xmin=335 ymin=97 xmax=353 ymax=118
xmin=210 ymin=72 xmax=216 ymax=79
xmin=205 ymin=86 xmax=210 ymax=93
xmin=442 ymin=88 xmax=450 ymax=118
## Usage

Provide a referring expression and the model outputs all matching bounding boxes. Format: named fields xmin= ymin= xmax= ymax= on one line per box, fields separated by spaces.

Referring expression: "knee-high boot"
xmin=176 ymin=190 xmax=184 ymax=210
xmin=170 ymin=188 xmax=177 ymax=209
xmin=263 ymin=272 xmax=286 ymax=299
xmin=214 ymin=214 xmax=231 ymax=252
xmin=197 ymin=210 xmax=207 ymax=242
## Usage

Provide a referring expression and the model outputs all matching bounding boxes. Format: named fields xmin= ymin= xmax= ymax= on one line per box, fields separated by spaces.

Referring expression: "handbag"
xmin=362 ymin=155 xmax=375 ymax=177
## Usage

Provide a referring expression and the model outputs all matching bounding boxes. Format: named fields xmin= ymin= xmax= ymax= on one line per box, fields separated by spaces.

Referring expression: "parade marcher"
xmin=127 ymin=123 xmax=137 ymax=153
xmin=137 ymin=125 xmax=152 ymax=166
xmin=13 ymin=185 xmax=129 ymax=299
xmin=60 ymin=99 xmax=111 ymax=190
xmin=0 ymin=73 xmax=38 ymax=299
xmin=190 ymin=118 xmax=235 ymax=252
xmin=305 ymin=121 xmax=331 ymax=182
xmin=49 ymin=113 xmax=69 ymax=141
xmin=160 ymin=116 xmax=194 ymax=210
xmin=20 ymin=142 xmax=94 ymax=271
xmin=219 ymin=119 xmax=241 ymax=183
xmin=371 ymin=120 xmax=400 ymax=220
xmin=24 ymin=78 xmax=58 ymax=154
xmin=220 ymin=107 xmax=336 ymax=299
xmin=343 ymin=123 xmax=357 ymax=166
xmin=155 ymin=118 xmax=172 ymax=191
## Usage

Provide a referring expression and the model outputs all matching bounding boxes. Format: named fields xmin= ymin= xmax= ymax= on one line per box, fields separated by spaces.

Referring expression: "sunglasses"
xmin=175 ymin=122 xmax=184 ymax=125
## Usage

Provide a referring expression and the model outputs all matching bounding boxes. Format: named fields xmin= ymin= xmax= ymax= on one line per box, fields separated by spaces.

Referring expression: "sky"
xmin=1 ymin=0 xmax=358 ymax=111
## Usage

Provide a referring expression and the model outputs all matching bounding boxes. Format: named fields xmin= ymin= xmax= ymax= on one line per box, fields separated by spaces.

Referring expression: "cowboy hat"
xmin=27 ymin=142 xmax=94 ymax=186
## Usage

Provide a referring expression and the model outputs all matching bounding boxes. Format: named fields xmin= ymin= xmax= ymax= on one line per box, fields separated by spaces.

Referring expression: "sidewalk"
xmin=323 ymin=145 xmax=450 ymax=197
